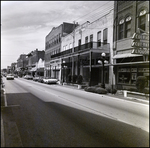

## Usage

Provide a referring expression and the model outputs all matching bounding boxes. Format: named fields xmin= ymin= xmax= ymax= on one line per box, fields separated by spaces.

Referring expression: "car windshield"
xmin=7 ymin=74 xmax=13 ymax=76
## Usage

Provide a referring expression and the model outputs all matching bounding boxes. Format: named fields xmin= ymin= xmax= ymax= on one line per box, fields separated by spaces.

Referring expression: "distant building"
xmin=7 ymin=66 xmax=11 ymax=74
xmin=16 ymin=54 xmax=27 ymax=76
xmin=45 ymin=22 xmax=78 ymax=80
xmin=10 ymin=62 xmax=17 ymax=74
xmin=113 ymin=1 xmax=149 ymax=89
xmin=26 ymin=49 xmax=45 ymax=76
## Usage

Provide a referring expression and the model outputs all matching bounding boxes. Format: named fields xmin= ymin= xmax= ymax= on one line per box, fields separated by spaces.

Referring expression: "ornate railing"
xmin=51 ymin=42 xmax=110 ymax=58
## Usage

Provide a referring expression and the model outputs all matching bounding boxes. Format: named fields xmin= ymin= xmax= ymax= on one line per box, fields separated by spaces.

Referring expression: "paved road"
xmin=1 ymin=78 xmax=149 ymax=147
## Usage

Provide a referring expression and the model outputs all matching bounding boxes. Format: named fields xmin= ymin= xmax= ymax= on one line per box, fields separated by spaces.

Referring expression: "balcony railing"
xmin=51 ymin=41 xmax=110 ymax=58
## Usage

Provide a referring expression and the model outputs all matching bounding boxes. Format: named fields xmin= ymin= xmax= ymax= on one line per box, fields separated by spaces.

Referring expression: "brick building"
xmin=44 ymin=22 xmax=78 ymax=80
xmin=113 ymin=1 xmax=149 ymax=89
xmin=16 ymin=54 xmax=28 ymax=76
xmin=26 ymin=49 xmax=45 ymax=77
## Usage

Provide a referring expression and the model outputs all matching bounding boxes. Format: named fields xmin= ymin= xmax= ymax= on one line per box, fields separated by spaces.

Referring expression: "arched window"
xmin=118 ymin=19 xmax=124 ymax=40
xmin=125 ymin=16 xmax=132 ymax=38
xmin=139 ymin=9 xmax=146 ymax=31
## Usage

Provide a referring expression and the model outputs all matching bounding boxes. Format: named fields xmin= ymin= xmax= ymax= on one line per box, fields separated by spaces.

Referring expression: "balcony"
xmin=51 ymin=42 xmax=110 ymax=58
xmin=74 ymin=42 xmax=110 ymax=52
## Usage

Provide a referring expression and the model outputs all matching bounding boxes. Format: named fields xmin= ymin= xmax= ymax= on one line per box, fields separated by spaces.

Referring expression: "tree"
xmin=136 ymin=76 xmax=147 ymax=93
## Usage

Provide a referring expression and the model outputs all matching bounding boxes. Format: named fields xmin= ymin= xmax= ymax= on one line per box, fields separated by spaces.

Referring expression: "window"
xmin=63 ymin=46 xmax=66 ymax=51
xmin=59 ymin=34 xmax=61 ymax=42
xmin=103 ymin=28 xmax=108 ymax=44
xmin=85 ymin=36 xmax=88 ymax=43
xmin=125 ymin=16 xmax=131 ymax=38
xmin=85 ymin=36 xmax=88 ymax=48
xmin=78 ymin=39 xmax=81 ymax=50
xmin=90 ymin=34 xmax=93 ymax=48
xmin=66 ymin=45 xmax=68 ymax=50
xmin=139 ymin=10 xmax=146 ymax=31
xmin=118 ymin=19 xmax=124 ymax=40
xmin=90 ymin=34 xmax=93 ymax=42
xmin=69 ymin=43 xmax=72 ymax=49
xmin=97 ymin=31 xmax=101 ymax=47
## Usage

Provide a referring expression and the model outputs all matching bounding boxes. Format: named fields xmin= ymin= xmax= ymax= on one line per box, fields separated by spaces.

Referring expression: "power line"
xmin=74 ymin=1 xmax=113 ymax=24
xmin=74 ymin=1 xmax=111 ymax=22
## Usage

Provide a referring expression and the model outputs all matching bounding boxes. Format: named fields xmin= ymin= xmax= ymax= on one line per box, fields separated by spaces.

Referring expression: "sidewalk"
xmin=60 ymin=83 xmax=149 ymax=105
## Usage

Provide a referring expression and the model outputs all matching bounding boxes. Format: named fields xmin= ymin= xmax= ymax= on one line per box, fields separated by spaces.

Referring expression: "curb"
xmin=1 ymin=118 xmax=5 ymax=147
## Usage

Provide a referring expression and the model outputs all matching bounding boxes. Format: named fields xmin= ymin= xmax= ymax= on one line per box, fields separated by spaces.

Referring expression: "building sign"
xmin=131 ymin=48 xmax=149 ymax=55
xmin=131 ymin=32 xmax=149 ymax=55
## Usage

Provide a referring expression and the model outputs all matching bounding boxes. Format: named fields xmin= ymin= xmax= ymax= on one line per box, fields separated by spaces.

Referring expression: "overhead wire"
xmin=74 ymin=1 xmax=111 ymax=22
xmin=74 ymin=1 xmax=114 ymax=24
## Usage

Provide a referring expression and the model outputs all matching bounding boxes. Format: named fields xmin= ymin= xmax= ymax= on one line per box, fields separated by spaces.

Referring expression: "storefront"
xmin=113 ymin=54 xmax=149 ymax=89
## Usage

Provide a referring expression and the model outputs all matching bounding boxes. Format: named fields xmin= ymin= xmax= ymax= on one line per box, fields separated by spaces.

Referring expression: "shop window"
xmin=97 ymin=31 xmax=101 ymax=47
xmin=118 ymin=67 xmax=131 ymax=84
xmin=139 ymin=9 xmax=146 ymax=31
xmin=125 ymin=16 xmax=131 ymax=38
xmin=103 ymin=28 xmax=108 ymax=44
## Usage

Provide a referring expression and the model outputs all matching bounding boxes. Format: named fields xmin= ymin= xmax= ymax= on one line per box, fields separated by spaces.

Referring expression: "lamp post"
xmin=98 ymin=52 xmax=107 ymax=89
xmin=62 ymin=61 xmax=66 ymax=84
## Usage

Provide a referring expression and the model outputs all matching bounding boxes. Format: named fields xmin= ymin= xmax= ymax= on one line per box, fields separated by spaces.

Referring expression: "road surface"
xmin=1 ymin=77 xmax=149 ymax=147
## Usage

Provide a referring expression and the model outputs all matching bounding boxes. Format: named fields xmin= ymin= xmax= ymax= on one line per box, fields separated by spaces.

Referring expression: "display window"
xmin=117 ymin=65 xmax=149 ymax=85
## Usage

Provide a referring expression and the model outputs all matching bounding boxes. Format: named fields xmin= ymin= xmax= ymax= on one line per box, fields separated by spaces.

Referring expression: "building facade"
xmin=10 ymin=62 xmax=17 ymax=74
xmin=26 ymin=49 xmax=45 ymax=77
xmin=44 ymin=22 xmax=78 ymax=80
xmin=16 ymin=54 xmax=28 ymax=77
xmin=51 ymin=8 xmax=114 ymax=87
xmin=113 ymin=1 xmax=149 ymax=89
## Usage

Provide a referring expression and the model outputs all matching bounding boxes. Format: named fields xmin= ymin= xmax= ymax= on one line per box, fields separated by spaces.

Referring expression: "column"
xmin=89 ymin=51 xmax=92 ymax=86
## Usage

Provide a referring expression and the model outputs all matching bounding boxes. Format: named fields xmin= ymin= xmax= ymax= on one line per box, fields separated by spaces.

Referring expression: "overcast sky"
xmin=1 ymin=1 xmax=114 ymax=69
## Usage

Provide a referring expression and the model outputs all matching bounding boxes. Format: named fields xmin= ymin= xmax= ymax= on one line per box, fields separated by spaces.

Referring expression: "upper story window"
xmin=97 ymin=31 xmax=101 ymax=47
xmin=125 ymin=16 xmax=131 ymax=38
xmin=69 ymin=43 xmax=72 ymax=49
xmin=85 ymin=36 xmax=88 ymax=44
xmin=90 ymin=34 xmax=93 ymax=42
xmin=118 ymin=19 xmax=124 ymax=40
xmin=139 ymin=9 xmax=146 ymax=31
xmin=66 ymin=45 xmax=68 ymax=50
xmin=103 ymin=28 xmax=108 ymax=44
xmin=63 ymin=46 xmax=66 ymax=51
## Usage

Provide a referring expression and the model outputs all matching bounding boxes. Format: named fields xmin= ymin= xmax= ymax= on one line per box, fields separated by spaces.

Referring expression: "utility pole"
xmin=72 ymin=21 xmax=76 ymax=82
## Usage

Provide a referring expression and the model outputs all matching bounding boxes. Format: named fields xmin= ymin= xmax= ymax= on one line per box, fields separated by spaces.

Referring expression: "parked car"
xmin=43 ymin=77 xmax=58 ymax=84
xmin=24 ymin=75 xmax=33 ymax=80
xmin=38 ymin=76 xmax=44 ymax=83
xmin=6 ymin=74 xmax=14 ymax=80
xmin=14 ymin=74 xmax=18 ymax=78
xmin=1 ymin=78 xmax=5 ymax=88
xmin=33 ymin=76 xmax=40 ymax=81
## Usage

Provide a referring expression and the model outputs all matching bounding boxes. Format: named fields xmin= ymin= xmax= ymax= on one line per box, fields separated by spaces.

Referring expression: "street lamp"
xmin=62 ymin=61 xmax=66 ymax=84
xmin=98 ymin=52 xmax=107 ymax=89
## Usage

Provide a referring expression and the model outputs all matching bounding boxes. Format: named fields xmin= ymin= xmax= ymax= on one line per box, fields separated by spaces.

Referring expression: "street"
xmin=1 ymin=77 xmax=149 ymax=147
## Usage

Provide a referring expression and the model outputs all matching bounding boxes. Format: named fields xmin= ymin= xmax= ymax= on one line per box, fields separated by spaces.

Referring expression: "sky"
xmin=1 ymin=1 xmax=114 ymax=69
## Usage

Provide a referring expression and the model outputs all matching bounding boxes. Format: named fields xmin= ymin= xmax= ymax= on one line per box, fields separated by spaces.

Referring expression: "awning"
xmin=112 ymin=53 xmax=142 ymax=59
xmin=30 ymin=67 xmax=37 ymax=72
xmin=37 ymin=68 xmax=44 ymax=72
xmin=113 ymin=61 xmax=149 ymax=66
